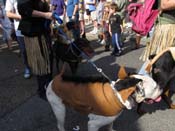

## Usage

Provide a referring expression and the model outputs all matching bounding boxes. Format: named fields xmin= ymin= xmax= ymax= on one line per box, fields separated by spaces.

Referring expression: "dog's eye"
xmin=137 ymin=81 xmax=143 ymax=88
xmin=136 ymin=82 xmax=145 ymax=96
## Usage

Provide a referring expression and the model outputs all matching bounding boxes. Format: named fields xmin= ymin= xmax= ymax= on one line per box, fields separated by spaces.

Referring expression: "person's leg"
xmin=104 ymin=31 xmax=111 ymax=51
xmin=4 ymin=28 xmax=12 ymax=49
xmin=79 ymin=13 xmax=86 ymax=38
xmin=37 ymin=73 xmax=52 ymax=100
xmin=117 ymin=33 xmax=122 ymax=51
xmin=114 ymin=33 xmax=122 ymax=55
xmin=135 ymin=34 xmax=141 ymax=49
xmin=90 ymin=11 xmax=98 ymax=34
xmin=17 ymin=36 xmax=31 ymax=78
xmin=111 ymin=34 xmax=117 ymax=55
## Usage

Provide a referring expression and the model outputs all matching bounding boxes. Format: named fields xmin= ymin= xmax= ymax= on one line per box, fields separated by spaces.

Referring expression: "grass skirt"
xmin=140 ymin=24 xmax=175 ymax=61
xmin=24 ymin=35 xmax=51 ymax=75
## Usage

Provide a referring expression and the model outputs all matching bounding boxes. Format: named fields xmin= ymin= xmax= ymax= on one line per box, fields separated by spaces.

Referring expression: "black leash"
xmin=53 ymin=13 xmax=113 ymax=83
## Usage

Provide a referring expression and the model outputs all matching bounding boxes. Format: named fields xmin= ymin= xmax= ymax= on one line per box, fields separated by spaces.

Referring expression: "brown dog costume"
xmin=52 ymin=75 xmax=136 ymax=116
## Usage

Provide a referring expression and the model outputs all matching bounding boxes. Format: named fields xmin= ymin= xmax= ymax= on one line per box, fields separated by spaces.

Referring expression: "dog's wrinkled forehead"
xmin=132 ymin=74 xmax=157 ymax=88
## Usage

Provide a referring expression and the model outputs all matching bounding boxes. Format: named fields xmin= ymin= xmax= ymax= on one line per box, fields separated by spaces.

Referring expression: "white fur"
xmin=132 ymin=75 xmax=162 ymax=103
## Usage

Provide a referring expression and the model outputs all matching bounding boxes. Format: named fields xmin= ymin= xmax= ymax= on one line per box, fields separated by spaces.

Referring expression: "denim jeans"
xmin=16 ymin=36 xmax=30 ymax=69
xmin=112 ymin=33 xmax=122 ymax=53
xmin=138 ymin=60 xmax=150 ymax=76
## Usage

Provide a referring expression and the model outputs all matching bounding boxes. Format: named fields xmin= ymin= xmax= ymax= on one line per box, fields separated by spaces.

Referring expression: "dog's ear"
xmin=118 ymin=66 xmax=127 ymax=80
xmin=120 ymin=87 xmax=136 ymax=102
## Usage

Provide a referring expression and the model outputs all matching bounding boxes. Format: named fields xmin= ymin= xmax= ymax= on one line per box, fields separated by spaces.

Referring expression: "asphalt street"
xmin=0 ymin=24 xmax=175 ymax=131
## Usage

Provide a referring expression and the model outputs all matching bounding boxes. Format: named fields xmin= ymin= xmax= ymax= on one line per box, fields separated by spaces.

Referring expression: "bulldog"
xmin=137 ymin=47 xmax=175 ymax=113
xmin=46 ymin=67 xmax=162 ymax=131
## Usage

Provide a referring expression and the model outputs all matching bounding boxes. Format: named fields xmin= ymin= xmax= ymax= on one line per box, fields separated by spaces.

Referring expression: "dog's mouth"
xmin=144 ymin=96 xmax=162 ymax=104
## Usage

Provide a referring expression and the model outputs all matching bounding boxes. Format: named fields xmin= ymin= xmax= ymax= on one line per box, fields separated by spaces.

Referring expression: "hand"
xmin=72 ymin=15 xmax=75 ymax=20
xmin=44 ymin=12 xmax=53 ymax=20
xmin=109 ymin=31 xmax=112 ymax=36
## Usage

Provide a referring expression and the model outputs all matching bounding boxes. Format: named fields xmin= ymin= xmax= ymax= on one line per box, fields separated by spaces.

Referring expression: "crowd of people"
xmin=0 ymin=0 xmax=175 ymax=102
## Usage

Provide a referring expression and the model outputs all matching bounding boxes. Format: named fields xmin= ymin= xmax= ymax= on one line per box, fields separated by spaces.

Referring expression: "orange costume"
xmin=52 ymin=75 xmax=136 ymax=116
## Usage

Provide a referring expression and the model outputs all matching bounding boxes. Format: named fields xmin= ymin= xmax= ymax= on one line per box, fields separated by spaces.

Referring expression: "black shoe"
xmin=114 ymin=51 xmax=122 ymax=56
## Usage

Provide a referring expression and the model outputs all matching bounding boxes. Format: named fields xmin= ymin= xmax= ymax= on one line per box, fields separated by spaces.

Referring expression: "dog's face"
xmin=117 ymin=67 xmax=162 ymax=104
xmin=132 ymin=75 xmax=162 ymax=104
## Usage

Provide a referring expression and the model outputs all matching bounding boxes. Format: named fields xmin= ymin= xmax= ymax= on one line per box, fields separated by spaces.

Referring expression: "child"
xmin=100 ymin=2 xmax=111 ymax=51
xmin=109 ymin=3 xmax=123 ymax=56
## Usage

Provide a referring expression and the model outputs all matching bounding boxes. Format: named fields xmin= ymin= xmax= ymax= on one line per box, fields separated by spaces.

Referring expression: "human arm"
xmin=17 ymin=0 xmax=53 ymax=20
xmin=160 ymin=0 xmax=175 ymax=10
xmin=72 ymin=3 xmax=79 ymax=16
xmin=32 ymin=10 xmax=53 ymax=20
xmin=6 ymin=11 xmax=21 ymax=20
xmin=86 ymin=0 xmax=96 ymax=5
xmin=72 ymin=0 xmax=79 ymax=19
xmin=5 ymin=0 xmax=21 ymax=20
xmin=120 ymin=24 xmax=123 ymax=33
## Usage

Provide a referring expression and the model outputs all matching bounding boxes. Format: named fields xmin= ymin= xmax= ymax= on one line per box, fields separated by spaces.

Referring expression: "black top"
xmin=17 ymin=0 xmax=50 ymax=36
xmin=109 ymin=13 xmax=122 ymax=34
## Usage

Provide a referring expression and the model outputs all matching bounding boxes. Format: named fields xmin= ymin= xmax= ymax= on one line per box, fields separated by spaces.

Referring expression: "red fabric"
xmin=127 ymin=0 xmax=159 ymax=36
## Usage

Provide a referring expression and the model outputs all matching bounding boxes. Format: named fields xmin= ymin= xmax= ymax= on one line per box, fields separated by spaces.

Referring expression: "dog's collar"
xmin=110 ymin=81 xmax=133 ymax=109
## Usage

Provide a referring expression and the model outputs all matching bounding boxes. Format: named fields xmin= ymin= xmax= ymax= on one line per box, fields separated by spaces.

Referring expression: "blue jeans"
xmin=112 ymin=33 xmax=122 ymax=53
xmin=138 ymin=60 xmax=150 ymax=76
xmin=16 ymin=36 xmax=30 ymax=69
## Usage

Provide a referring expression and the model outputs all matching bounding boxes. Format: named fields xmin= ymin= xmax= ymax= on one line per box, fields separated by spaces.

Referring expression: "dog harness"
xmin=145 ymin=47 xmax=175 ymax=73
xmin=52 ymin=75 xmax=135 ymax=116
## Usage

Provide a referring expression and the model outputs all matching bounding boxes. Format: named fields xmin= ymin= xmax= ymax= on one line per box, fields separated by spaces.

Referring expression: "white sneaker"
xmin=100 ymin=39 xmax=106 ymax=45
xmin=90 ymin=28 xmax=98 ymax=34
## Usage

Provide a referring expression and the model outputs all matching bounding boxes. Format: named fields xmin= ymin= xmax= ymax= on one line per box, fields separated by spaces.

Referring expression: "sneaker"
xmin=90 ymin=28 xmax=97 ymax=34
xmin=24 ymin=68 xmax=31 ymax=79
xmin=114 ymin=50 xmax=122 ymax=56
xmin=100 ymin=39 xmax=106 ymax=45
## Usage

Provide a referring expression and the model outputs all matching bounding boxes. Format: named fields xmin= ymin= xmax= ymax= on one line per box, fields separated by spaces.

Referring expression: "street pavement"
xmin=0 ymin=24 xmax=175 ymax=131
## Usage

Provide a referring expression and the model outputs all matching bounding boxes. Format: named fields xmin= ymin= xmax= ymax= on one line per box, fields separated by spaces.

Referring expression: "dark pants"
xmin=37 ymin=73 xmax=52 ymax=97
xmin=16 ymin=36 xmax=30 ymax=69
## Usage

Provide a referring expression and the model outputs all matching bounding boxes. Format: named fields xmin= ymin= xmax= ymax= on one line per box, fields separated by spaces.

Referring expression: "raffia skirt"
xmin=140 ymin=24 xmax=175 ymax=61
xmin=24 ymin=35 xmax=51 ymax=75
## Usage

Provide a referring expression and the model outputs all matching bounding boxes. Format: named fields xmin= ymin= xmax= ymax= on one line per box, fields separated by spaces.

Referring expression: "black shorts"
xmin=86 ymin=9 xmax=91 ymax=15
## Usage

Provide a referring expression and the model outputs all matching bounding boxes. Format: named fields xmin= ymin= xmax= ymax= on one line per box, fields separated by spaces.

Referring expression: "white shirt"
xmin=5 ymin=0 xmax=23 ymax=36
xmin=0 ymin=5 xmax=12 ymax=29
xmin=84 ymin=0 xmax=90 ymax=9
